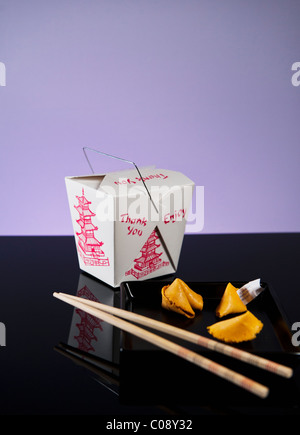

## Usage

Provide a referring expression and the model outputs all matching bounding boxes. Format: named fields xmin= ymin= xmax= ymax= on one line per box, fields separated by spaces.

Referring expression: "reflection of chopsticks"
xmin=54 ymin=342 xmax=120 ymax=393
xmin=55 ymin=342 xmax=120 ymax=376
xmin=53 ymin=292 xmax=291 ymax=399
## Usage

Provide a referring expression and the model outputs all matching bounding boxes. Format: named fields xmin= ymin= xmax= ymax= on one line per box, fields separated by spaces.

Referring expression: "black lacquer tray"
xmin=119 ymin=279 xmax=300 ymax=409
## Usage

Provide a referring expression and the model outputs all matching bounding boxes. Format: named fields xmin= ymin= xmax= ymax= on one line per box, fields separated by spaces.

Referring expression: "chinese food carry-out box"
xmin=65 ymin=166 xmax=194 ymax=287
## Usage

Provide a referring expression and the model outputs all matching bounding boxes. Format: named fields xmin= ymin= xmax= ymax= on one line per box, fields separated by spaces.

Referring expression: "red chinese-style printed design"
xmin=125 ymin=228 xmax=169 ymax=279
xmin=74 ymin=188 xmax=109 ymax=266
xmin=74 ymin=285 xmax=103 ymax=353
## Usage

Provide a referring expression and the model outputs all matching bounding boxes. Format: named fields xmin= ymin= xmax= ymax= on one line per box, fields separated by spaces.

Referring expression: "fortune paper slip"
xmin=65 ymin=166 xmax=195 ymax=287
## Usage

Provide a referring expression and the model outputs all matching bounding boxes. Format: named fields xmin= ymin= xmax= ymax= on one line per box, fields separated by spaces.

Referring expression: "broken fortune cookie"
xmin=207 ymin=311 xmax=263 ymax=343
xmin=161 ymin=278 xmax=203 ymax=318
xmin=216 ymin=282 xmax=247 ymax=318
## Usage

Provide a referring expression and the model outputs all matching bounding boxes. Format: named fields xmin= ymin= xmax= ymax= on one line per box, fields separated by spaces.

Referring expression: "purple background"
xmin=1 ymin=0 xmax=300 ymax=235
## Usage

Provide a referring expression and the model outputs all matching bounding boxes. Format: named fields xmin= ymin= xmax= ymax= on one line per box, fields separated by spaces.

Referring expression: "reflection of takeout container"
xmin=65 ymin=165 xmax=194 ymax=287
xmin=67 ymin=273 xmax=120 ymax=365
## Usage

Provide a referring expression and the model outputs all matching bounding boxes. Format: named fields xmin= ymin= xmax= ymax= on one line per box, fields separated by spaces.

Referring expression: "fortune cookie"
xmin=161 ymin=278 xmax=203 ymax=318
xmin=216 ymin=282 xmax=247 ymax=318
xmin=207 ymin=311 xmax=263 ymax=343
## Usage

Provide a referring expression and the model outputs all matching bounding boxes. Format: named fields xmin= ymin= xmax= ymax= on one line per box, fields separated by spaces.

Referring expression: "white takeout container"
xmin=65 ymin=166 xmax=194 ymax=287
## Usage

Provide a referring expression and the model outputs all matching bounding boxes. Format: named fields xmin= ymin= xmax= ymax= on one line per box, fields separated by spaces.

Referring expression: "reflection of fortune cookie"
xmin=207 ymin=311 xmax=263 ymax=343
xmin=161 ymin=278 xmax=203 ymax=318
xmin=216 ymin=282 xmax=247 ymax=318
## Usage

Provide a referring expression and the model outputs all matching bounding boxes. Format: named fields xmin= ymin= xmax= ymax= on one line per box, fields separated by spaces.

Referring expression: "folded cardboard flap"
xmin=68 ymin=166 xmax=156 ymax=193
xmin=65 ymin=166 xmax=195 ymax=287
xmin=68 ymin=175 xmax=105 ymax=190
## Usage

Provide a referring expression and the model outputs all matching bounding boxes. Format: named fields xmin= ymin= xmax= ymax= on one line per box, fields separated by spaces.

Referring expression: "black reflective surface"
xmin=0 ymin=234 xmax=299 ymax=417
xmin=119 ymin=279 xmax=299 ymax=409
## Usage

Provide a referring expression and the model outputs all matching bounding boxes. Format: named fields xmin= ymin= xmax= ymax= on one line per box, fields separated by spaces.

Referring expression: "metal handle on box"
xmin=82 ymin=147 xmax=158 ymax=212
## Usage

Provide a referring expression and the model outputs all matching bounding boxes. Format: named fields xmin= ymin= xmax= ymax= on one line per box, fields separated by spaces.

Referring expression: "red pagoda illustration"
xmin=125 ymin=228 xmax=169 ymax=279
xmin=74 ymin=285 xmax=103 ymax=353
xmin=74 ymin=189 xmax=109 ymax=266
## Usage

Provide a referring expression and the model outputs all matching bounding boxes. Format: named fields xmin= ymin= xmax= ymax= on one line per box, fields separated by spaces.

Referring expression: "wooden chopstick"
xmin=53 ymin=291 xmax=269 ymax=398
xmin=56 ymin=292 xmax=293 ymax=379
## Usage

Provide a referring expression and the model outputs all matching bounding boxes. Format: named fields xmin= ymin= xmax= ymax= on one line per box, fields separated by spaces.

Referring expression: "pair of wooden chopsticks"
xmin=53 ymin=292 xmax=293 ymax=399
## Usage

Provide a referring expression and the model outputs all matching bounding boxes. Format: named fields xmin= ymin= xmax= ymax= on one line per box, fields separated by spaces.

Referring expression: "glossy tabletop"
xmin=0 ymin=234 xmax=299 ymax=419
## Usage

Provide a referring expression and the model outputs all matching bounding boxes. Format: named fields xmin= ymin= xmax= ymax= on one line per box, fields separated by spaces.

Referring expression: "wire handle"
xmin=82 ymin=147 xmax=158 ymax=212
